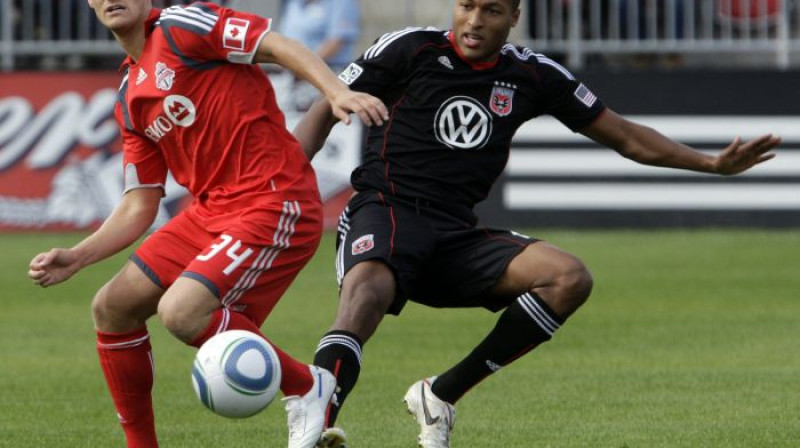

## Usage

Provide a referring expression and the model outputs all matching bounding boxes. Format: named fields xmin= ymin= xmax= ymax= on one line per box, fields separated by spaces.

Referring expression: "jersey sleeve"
xmin=114 ymin=105 xmax=168 ymax=195
xmin=157 ymin=2 xmax=272 ymax=65
xmin=536 ymin=56 xmax=606 ymax=131
xmin=337 ymin=28 xmax=425 ymax=95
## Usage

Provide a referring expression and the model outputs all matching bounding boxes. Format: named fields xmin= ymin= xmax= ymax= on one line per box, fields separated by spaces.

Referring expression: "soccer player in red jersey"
xmin=27 ymin=1 xmax=388 ymax=448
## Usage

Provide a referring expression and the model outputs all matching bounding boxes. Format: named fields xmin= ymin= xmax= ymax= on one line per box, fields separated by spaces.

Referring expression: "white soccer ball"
xmin=191 ymin=330 xmax=282 ymax=418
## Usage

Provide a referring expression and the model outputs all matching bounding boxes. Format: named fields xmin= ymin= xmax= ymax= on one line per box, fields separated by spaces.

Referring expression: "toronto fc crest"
xmin=155 ymin=62 xmax=176 ymax=91
xmin=489 ymin=81 xmax=516 ymax=117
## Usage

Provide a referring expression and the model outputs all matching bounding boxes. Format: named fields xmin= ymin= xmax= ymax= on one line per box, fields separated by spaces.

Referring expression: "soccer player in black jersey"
xmin=294 ymin=1 xmax=780 ymax=447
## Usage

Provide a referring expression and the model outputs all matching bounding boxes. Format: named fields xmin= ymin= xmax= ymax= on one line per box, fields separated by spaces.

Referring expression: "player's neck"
xmin=114 ymin=25 xmax=147 ymax=62
xmin=110 ymin=6 xmax=152 ymax=63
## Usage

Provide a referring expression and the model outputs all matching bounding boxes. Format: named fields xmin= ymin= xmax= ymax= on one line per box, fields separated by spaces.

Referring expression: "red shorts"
xmin=132 ymin=199 xmax=322 ymax=325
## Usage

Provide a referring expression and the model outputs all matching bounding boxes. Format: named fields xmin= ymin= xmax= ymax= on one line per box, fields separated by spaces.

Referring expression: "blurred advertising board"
xmin=0 ymin=72 xmax=359 ymax=231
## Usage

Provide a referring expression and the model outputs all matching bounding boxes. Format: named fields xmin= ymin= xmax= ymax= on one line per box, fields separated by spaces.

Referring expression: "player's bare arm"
xmin=254 ymin=32 xmax=388 ymax=126
xmin=292 ymin=97 xmax=338 ymax=160
xmin=580 ymin=108 xmax=780 ymax=175
xmin=28 ymin=188 xmax=162 ymax=287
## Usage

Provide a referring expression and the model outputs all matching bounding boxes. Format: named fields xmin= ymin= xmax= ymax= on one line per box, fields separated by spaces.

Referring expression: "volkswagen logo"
xmin=434 ymin=96 xmax=492 ymax=150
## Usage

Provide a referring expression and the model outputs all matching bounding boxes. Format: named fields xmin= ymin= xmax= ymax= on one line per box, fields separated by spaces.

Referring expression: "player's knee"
xmin=157 ymin=299 xmax=200 ymax=343
xmin=557 ymin=260 xmax=594 ymax=310
xmin=336 ymin=281 xmax=394 ymax=338
xmin=91 ymin=285 xmax=115 ymax=327
xmin=91 ymin=283 xmax=138 ymax=329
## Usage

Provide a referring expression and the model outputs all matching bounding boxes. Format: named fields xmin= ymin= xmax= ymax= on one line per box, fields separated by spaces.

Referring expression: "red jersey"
xmin=115 ymin=3 xmax=320 ymax=240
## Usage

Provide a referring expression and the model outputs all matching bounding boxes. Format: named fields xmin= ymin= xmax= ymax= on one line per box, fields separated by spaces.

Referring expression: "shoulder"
xmin=500 ymin=43 xmax=577 ymax=81
xmin=362 ymin=27 xmax=447 ymax=60
xmin=155 ymin=2 xmax=221 ymax=35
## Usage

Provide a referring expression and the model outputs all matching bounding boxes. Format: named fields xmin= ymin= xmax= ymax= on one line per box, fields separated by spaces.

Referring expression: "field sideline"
xmin=1 ymin=230 xmax=798 ymax=447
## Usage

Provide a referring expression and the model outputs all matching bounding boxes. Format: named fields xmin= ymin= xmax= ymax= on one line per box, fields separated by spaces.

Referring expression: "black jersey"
xmin=339 ymin=27 xmax=606 ymax=211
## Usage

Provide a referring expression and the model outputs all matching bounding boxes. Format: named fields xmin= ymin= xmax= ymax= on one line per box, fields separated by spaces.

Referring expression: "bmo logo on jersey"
xmin=145 ymin=95 xmax=197 ymax=142
xmin=434 ymin=96 xmax=492 ymax=150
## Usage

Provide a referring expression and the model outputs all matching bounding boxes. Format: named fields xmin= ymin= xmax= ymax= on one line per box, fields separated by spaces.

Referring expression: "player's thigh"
xmin=131 ymin=211 xmax=209 ymax=290
xmin=416 ymin=227 xmax=535 ymax=309
xmin=157 ymin=276 xmax=221 ymax=341
xmin=335 ymin=194 xmax=435 ymax=314
xmin=488 ymin=241 xmax=591 ymax=298
xmin=92 ymin=260 xmax=164 ymax=327
xmin=179 ymin=219 xmax=321 ymax=326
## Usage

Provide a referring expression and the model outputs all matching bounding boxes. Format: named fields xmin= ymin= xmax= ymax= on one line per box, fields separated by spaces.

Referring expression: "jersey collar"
xmin=119 ymin=8 xmax=162 ymax=72
xmin=447 ymin=31 xmax=499 ymax=70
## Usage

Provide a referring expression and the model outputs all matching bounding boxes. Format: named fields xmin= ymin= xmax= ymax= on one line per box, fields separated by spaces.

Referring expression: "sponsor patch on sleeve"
xmin=338 ymin=63 xmax=364 ymax=85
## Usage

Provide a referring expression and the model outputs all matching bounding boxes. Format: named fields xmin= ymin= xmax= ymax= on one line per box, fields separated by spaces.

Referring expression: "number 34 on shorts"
xmin=195 ymin=234 xmax=255 ymax=276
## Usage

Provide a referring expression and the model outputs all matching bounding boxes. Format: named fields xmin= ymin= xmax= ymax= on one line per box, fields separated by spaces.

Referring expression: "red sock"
xmin=96 ymin=328 xmax=158 ymax=448
xmin=190 ymin=308 xmax=313 ymax=396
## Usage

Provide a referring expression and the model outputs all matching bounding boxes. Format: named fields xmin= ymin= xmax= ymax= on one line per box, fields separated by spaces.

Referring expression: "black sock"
xmin=431 ymin=292 xmax=565 ymax=404
xmin=313 ymin=330 xmax=363 ymax=427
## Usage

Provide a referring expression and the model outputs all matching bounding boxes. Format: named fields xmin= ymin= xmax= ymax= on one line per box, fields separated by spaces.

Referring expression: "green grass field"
xmin=1 ymin=230 xmax=798 ymax=447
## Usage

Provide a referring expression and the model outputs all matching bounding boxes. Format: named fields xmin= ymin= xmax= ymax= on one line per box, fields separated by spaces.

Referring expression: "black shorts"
xmin=335 ymin=191 xmax=538 ymax=315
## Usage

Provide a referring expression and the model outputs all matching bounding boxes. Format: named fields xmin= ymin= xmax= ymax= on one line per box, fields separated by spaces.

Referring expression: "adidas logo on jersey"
xmin=485 ymin=360 xmax=502 ymax=372
xmin=438 ymin=56 xmax=454 ymax=70
xmin=135 ymin=68 xmax=148 ymax=86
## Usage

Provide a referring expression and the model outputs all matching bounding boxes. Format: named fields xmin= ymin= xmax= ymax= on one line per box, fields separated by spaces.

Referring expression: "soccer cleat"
xmin=403 ymin=377 xmax=456 ymax=448
xmin=315 ymin=427 xmax=348 ymax=448
xmin=284 ymin=366 xmax=337 ymax=448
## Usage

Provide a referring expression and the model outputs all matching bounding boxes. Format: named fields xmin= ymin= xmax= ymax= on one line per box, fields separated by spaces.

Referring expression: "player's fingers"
xmin=346 ymin=94 xmax=387 ymax=127
xmin=332 ymin=106 xmax=352 ymax=126
xmin=356 ymin=109 xmax=373 ymax=126
xmin=754 ymin=152 xmax=776 ymax=165
xmin=741 ymin=134 xmax=773 ymax=151
xmin=723 ymin=136 xmax=743 ymax=154
xmin=29 ymin=252 xmax=50 ymax=269
xmin=751 ymin=135 xmax=781 ymax=154
xmin=363 ymin=96 xmax=389 ymax=124
xmin=345 ymin=99 xmax=376 ymax=127
xmin=31 ymin=271 xmax=49 ymax=287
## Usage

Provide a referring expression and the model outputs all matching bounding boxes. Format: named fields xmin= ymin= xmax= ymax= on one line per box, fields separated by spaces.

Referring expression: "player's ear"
xmin=511 ymin=7 xmax=521 ymax=27
xmin=87 ymin=0 xmax=96 ymax=10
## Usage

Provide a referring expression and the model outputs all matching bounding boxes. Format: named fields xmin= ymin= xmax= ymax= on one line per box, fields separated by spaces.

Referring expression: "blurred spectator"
xmin=619 ymin=0 xmax=687 ymax=40
xmin=276 ymin=0 xmax=361 ymax=110
xmin=716 ymin=0 xmax=780 ymax=23
xmin=278 ymin=0 xmax=361 ymax=72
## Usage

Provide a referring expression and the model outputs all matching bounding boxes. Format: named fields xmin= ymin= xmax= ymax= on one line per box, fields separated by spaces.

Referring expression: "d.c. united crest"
xmin=489 ymin=82 xmax=516 ymax=117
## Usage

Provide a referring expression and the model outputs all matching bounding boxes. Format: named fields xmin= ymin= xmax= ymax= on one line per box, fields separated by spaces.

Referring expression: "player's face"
xmin=87 ymin=0 xmax=151 ymax=34
xmin=452 ymin=0 xmax=520 ymax=63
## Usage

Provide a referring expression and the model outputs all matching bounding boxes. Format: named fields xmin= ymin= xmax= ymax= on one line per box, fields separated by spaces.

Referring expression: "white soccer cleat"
xmin=284 ymin=366 xmax=337 ymax=448
xmin=403 ymin=377 xmax=456 ymax=448
xmin=315 ymin=426 xmax=348 ymax=448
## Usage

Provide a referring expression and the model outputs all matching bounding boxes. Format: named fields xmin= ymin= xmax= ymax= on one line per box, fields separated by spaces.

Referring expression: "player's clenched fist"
xmin=28 ymin=248 xmax=79 ymax=287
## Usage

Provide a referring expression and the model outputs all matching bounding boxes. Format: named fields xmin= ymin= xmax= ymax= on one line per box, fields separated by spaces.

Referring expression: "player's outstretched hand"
xmin=28 ymin=248 xmax=81 ymax=288
xmin=328 ymin=89 xmax=389 ymax=127
xmin=712 ymin=134 xmax=780 ymax=175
